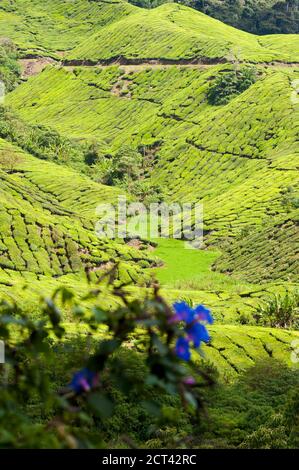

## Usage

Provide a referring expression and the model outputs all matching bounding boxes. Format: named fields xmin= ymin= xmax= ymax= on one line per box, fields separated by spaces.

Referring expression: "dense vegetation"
xmin=0 ymin=0 xmax=298 ymax=450
xmin=129 ymin=0 xmax=299 ymax=35
xmin=0 ymin=38 xmax=20 ymax=92
xmin=1 ymin=279 xmax=298 ymax=449
xmin=206 ymin=66 xmax=257 ymax=105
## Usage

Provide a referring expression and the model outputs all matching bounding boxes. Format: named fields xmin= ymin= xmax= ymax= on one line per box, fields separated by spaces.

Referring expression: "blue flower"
xmin=194 ymin=304 xmax=213 ymax=324
xmin=175 ymin=337 xmax=191 ymax=361
xmin=187 ymin=323 xmax=210 ymax=348
xmin=173 ymin=301 xmax=213 ymax=361
xmin=172 ymin=301 xmax=194 ymax=324
xmin=70 ymin=368 xmax=98 ymax=394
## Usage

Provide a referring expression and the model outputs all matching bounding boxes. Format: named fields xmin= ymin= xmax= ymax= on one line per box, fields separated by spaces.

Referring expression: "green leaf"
xmin=87 ymin=392 xmax=114 ymax=418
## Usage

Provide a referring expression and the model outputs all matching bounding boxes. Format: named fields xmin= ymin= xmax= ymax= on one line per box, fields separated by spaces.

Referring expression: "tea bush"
xmin=207 ymin=67 xmax=257 ymax=105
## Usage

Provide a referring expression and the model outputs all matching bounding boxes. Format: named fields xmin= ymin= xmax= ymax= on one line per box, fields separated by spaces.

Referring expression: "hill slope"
xmin=0 ymin=138 xmax=158 ymax=304
xmin=0 ymin=0 xmax=133 ymax=57
xmin=0 ymin=0 xmax=298 ymax=381
xmin=7 ymin=64 xmax=299 ymax=248
xmin=68 ymin=3 xmax=299 ymax=63
xmin=0 ymin=1 xmax=298 ymax=63
xmin=129 ymin=0 xmax=299 ymax=35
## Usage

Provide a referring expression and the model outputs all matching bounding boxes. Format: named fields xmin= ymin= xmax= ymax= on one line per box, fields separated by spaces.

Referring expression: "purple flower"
xmin=187 ymin=323 xmax=210 ymax=348
xmin=70 ymin=368 xmax=98 ymax=394
xmin=183 ymin=376 xmax=196 ymax=385
xmin=175 ymin=337 xmax=191 ymax=361
xmin=172 ymin=301 xmax=194 ymax=324
xmin=194 ymin=305 xmax=213 ymax=324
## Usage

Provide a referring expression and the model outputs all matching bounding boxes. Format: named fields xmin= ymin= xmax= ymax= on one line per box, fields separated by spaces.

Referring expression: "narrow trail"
xmin=20 ymin=56 xmax=299 ymax=78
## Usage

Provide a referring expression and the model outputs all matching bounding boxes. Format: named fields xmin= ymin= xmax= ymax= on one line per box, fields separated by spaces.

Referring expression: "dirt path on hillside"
xmin=19 ymin=56 xmax=299 ymax=78
xmin=20 ymin=57 xmax=56 ymax=78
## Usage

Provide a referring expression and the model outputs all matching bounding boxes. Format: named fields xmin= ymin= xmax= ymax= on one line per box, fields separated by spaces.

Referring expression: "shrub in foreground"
xmin=0 ymin=272 xmax=214 ymax=448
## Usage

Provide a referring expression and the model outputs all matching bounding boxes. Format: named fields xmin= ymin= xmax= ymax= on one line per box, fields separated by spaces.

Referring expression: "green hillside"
xmin=0 ymin=1 xmax=298 ymax=62
xmin=7 ymin=64 xmax=299 ymax=244
xmin=67 ymin=4 xmax=299 ymax=63
xmin=0 ymin=0 xmax=134 ymax=57
xmin=0 ymin=0 xmax=298 ymax=450
xmin=214 ymin=210 xmax=299 ymax=283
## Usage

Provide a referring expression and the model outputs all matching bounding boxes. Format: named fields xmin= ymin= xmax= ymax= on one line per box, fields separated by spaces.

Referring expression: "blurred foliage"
xmin=0 ymin=275 xmax=298 ymax=448
xmin=0 ymin=273 xmax=215 ymax=448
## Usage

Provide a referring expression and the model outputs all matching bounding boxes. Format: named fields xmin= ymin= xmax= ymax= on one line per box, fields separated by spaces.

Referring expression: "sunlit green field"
xmin=152 ymin=238 xmax=220 ymax=285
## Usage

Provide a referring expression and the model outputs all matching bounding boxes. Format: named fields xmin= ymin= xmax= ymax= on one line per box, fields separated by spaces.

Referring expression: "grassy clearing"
xmin=149 ymin=237 xmax=297 ymax=324
xmin=152 ymin=238 xmax=220 ymax=285
xmin=151 ymin=237 xmax=255 ymax=291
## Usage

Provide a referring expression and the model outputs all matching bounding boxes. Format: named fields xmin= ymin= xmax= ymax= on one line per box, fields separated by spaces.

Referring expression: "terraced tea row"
xmin=67 ymin=4 xmax=299 ymax=63
xmin=201 ymin=325 xmax=299 ymax=378
xmin=0 ymin=0 xmax=133 ymax=58
xmin=65 ymin=320 xmax=299 ymax=379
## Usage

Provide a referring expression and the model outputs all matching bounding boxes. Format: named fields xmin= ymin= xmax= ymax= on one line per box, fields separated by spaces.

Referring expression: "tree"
xmin=130 ymin=179 xmax=165 ymax=204
xmin=84 ymin=140 xmax=101 ymax=166
xmin=112 ymin=145 xmax=143 ymax=181
xmin=102 ymin=145 xmax=143 ymax=186
xmin=0 ymin=38 xmax=21 ymax=92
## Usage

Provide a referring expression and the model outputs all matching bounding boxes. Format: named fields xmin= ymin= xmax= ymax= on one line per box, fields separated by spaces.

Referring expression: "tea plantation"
xmin=0 ymin=1 xmax=298 ymax=62
xmin=0 ymin=0 xmax=298 ymax=449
